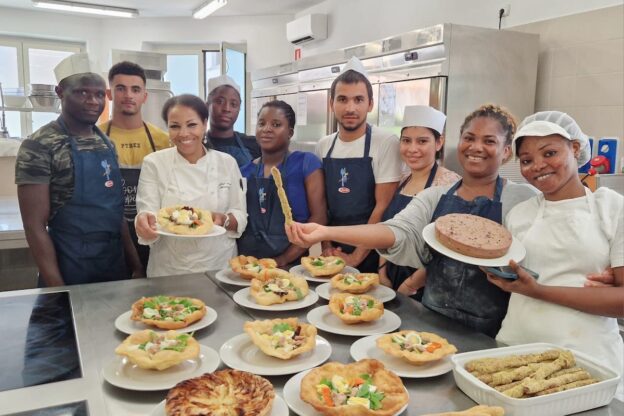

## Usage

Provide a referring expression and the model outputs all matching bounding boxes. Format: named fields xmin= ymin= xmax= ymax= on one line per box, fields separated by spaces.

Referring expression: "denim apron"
xmin=423 ymin=176 xmax=509 ymax=336
xmin=237 ymin=154 xmax=292 ymax=258
xmin=206 ymin=132 xmax=252 ymax=167
xmin=323 ymin=125 xmax=378 ymax=272
xmin=381 ymin=162 xmax=438 ymax=292
xmin=46 ymin=118 xmax=125 ymax=286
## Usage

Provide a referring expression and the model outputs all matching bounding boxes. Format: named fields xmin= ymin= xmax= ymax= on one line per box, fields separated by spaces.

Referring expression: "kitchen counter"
xmin=0 ymin=272 xmax=622 ymax=415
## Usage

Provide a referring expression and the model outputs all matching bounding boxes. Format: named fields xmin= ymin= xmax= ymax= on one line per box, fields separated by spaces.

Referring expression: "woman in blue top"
xmin=238 ymin=100 xmax=327 ymax=267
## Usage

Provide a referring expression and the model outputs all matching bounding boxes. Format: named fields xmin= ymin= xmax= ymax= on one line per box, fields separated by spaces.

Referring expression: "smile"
xmin=466 ymin=155 xmax=485 ymax=161
xmin=535 ymin=173 xmax=554 ymax=181
xmin=178 ymin=138 xmax=195 ymax=144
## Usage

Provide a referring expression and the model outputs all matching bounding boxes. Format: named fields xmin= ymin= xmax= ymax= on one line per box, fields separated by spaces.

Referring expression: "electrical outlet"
xmin=501 ymin=4 xmax=511 ymax=17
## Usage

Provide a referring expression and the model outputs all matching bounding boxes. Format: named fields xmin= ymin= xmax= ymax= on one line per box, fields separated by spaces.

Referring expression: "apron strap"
xmin=106 ymin=121 xmax=157 ymax=153
xmin=424 ymin=162 xmax=438 ymax=189
xmin=326 ymin=124 xmax=372 ymax=158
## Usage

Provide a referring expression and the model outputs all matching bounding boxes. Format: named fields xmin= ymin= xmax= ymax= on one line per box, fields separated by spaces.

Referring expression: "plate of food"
xmin=289 ymin=264 xmax=360 ymax=283
xmin=283 ymin=359 xmax=409 ymax=416
xmin=306 ymin=305 xmax=401 ymax=337
xmin=249 ymin=269 xmax=311 ymax=306
xmin=114 ymin=295 xmax=217 ymax=335
xmin=316 ymin=282 xmax=396 ymax=303
xmin=230 ymin=255 xmax=278 ymax=280
xmin=233 ymin=287 xmax=319 ymax=311
xmin=422 ymin=214 xmax=526 ymax=267
xmin=156 ymin=205 xmax=225 ymax=238
xmin=214 ymin=268 xmax=252 ymax=286
xmin=350 ymin=332 xmax=456 ymax=378
xmin=150 ymin=370 xmax=287 ymax=416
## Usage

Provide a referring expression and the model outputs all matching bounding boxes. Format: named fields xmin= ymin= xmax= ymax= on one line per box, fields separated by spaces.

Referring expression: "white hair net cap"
xmin=342 ymin=56 xmax=368 ymax=78
xmin=54 ymin=53 xmax=95 ymax=83
xmin=402 ymin=105 xmax=446 ymax=135
xmin=207 ymin=74 xmax=240 ymax=96
xmin=513 ymin=111 xmax=591 ymax=166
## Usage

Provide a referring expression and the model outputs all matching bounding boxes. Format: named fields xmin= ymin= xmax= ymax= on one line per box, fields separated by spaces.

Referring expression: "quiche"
xmin=115 ymin=330 xmax=199 ymax=371
xmin=435 ymin=213 xmax=512 ymax=259
xmin=157 ymin=205 xmax=213 ymax=235
xmin=130 ymin=295 xmax=206 ymax=330
xmin=250 ymin=269 xmax=309 ymax=306
xmin=301 ymin=256 xmax=346 ymax=277
xmin=230 ymin=255 xmax=278 ymax=280
xmin=166 ymin=369 xmax=275 ymax=416
xmin=328 ymin=293 xmax=384 ymax=324
xmin=331 ymin=273 xmax=379 ymax=294
xmin=300 ymin=359 xmax=409 ymax=416
xmin=377 ymin=330 xmax=457 ymax=365
xmin=244 ymin=318 xmax=317 ymax=360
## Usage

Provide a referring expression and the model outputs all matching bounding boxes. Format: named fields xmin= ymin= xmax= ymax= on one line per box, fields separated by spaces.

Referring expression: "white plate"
xmin=232 ymin=287 xmax=319 ymax=311
xmin=156 ymin=224 xmax=226 ymax=238
xmin=219 ymin=333 xmax=332 ymax=376
xmin=102 ymin=344 xmax=220 ymax=391
xmin=289 ymin=264 xmax=360 ymax=283
xmin=214 ymin=268 xmax=252 ymax=286
xmin=283 ymin=369 xmax=409 ymax=416
xmin=422 ymin=222 xmax=526 ymax=267
xmin=306 ymin=306 xmax=401 ymax=336
xmin=350 ymin=334 xmax=453 ymax=378
xmin=315 ymin=282 xmax=396 ymax=303
xmin=149 ymin=395 xmax=290 ymax=416
xmin=114 ymin=306 xmax=218 ymax=335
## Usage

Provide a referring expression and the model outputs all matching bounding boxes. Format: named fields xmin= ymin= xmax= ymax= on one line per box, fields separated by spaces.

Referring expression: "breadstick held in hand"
xmin=271 ymin=166 xmax=293 ymax=225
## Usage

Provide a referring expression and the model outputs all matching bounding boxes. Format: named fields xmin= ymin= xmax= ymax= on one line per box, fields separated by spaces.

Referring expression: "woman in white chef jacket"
xmin=135 ymin=94 xmax=247 ymax=277
xmin=490 ymin=111 xmax=624 ymax=375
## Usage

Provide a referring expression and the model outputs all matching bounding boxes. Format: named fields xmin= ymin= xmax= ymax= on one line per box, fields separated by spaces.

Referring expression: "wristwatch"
xmin=223 ymin=214 xmax=231 ymax=230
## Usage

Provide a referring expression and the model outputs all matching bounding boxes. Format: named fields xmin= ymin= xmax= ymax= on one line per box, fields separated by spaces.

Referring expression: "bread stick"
xmin=523 ymin=370 xmax=591 ymax=395
xmin=270 ymin=167 xmax=293 ymax=225
xmin=466 ymin=349 xmax=561 ymax=374
xmin=535 ymin=378 xmax=598 ymax=396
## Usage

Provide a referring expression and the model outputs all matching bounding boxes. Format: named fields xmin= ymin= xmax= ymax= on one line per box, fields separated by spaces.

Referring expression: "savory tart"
xmin=230 ymin=255 xmax=278 ymax=280
xmin=115 ymin=330 xmax=199 ymax=370
xmin=250 ymin=269 xmax=309 ymax=306
xmin=301 ymin=256 xmax=346 ymax=277
xmin=435 ymin=213 xmax=512 ymax=259
xmin=166 ymin=369 xmax=275 ymax=416
xmin=131 ymin=295 xmax=206 ymax=330
xmin=331 ymin=273 xmax=379 ymax=294
xmin=328 ymin=293 xmax=384 ymax=324
xmin=244 ymin=318 xmax=317 ymax=360
xmin=377 ymin=330 xmax=457 ymax=365
xmin=300 ymin=359 xmax=409 ymax=416
xmin=157 ymin=205 xmax=213 ymax=235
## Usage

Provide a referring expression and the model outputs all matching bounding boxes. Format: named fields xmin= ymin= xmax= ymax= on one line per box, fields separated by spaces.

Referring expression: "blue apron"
xmin=207 ymin=132 xmax=252 ymax=167
xmin=423 ymin=176 xmax=509 ymax=336
xmin=323 ymin=124 xmax=379 ymax=272
xmin=46 ymin=118 xmax=126 ymax=286
xmin=381 ymin=163 xmax=438 ymax=292
xmin=237 ymin=154 xmax=292 ymax=258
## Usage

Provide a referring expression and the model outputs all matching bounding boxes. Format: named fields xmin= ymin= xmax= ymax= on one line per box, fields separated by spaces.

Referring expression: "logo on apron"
xmin=338 ymin=167 xmax=350 ymax=193
xmin=258 ymin=187 xmax=267 ymax=213
xmin=101 ymin=159 xmax=114 ymax=188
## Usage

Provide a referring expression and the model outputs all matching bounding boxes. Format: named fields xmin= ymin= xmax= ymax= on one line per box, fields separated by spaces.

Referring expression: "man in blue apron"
xmin=204 ymin=75 xmax=260 ymax=167
xmin=99 ymin=61 xmax=169 ymax=274
xmin=15 ymin=53 xmax=131 ymax=286
xmin=315 ymin=57 xmax=402 ymax=273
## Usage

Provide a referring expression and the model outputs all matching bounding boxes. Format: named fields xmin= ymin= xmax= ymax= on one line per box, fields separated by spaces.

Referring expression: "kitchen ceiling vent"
xmin=286 ymin=14 xmax=327 ymax=45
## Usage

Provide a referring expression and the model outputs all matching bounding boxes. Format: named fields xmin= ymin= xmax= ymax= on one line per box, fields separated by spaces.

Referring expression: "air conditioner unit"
xmin=286 ymin=14 xmax=327 ymax=45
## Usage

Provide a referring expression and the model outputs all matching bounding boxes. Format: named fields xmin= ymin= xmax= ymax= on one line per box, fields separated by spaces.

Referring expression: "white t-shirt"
xmin=315 ymin=126 xmax=402 ymax=184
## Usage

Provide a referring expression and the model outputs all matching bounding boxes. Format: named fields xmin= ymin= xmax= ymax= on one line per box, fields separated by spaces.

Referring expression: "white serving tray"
xmin=451 ymin=343 xmax=620 ymax=416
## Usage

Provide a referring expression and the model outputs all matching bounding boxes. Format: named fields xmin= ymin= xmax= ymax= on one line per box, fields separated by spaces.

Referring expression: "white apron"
xmin=147 ymin=151 xmax=237 ymax=277
xmin=497 ymin=188 xmax=623 ymax=375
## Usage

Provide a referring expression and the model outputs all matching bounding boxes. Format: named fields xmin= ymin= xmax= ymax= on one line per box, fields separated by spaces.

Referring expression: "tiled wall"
xmin=513 ymin=5 xmax=624 ymax=141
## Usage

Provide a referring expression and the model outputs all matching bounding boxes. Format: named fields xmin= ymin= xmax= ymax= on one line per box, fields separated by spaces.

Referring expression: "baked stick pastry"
xmin=270 ymin=166 xmax=293 ymax=225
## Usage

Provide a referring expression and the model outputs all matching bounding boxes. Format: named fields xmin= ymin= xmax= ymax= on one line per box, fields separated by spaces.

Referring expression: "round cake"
xmin=434 ymin=213 xmax=512 ymax=259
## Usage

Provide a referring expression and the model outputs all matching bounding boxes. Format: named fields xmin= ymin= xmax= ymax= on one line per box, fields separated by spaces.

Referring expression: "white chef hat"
xmin=342 ymin=56 xmax=368 ymax=78
xmin=402 ymin=105 xmax=446 ymax=136
xmin=513 ymin=111 xmax=591 ymax=166
xmin=207 ymin=74 xmax=241 ymax=96
xmin=54 ymin=53 xmax=95 ymax=84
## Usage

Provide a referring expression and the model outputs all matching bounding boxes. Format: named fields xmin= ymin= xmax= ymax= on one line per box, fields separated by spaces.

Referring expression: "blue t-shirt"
xmin=241 ymin=151 xmax=322 ymax=222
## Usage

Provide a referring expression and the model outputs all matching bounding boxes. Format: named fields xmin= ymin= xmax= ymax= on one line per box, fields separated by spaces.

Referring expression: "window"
xmin=165 ymin=54 xmax=200 ymax=97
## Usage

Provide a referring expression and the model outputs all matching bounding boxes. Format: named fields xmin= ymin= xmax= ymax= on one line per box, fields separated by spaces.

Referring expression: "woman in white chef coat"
xmin=490 ymin=111 xmax=624 ymax=374
xmin=135 ymin=94 xmax=247 ymax=277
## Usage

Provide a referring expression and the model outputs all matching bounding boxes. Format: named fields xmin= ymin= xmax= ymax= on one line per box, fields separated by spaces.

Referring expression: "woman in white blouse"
xmin=135 ymin=94 xmax=247 ymax=277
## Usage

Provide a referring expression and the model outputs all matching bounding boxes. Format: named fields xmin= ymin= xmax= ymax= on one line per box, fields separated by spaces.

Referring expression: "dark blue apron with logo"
xmin=323 ymin=124 xmax=378 ymax=272
xmin=207 ymin=132 xmax=252 ymax=167
xmin=46 ymin=118 xmax=126 ymax=286
xmin=423 ymin=176 xmax=509 ymax=336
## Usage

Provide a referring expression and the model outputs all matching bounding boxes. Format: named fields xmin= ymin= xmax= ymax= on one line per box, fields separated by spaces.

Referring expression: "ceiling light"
xmin=32 ymin=0 xmax=138 ymax=18
xmin=193 ymin=0 xmax=227 ymax=19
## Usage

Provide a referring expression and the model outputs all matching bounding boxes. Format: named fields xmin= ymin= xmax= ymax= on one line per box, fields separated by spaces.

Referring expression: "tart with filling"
xmin=300 ymin=359 xmax=409 ymax=416
xmin=301 ymin=256 xmax=346 ymax=277
xmin=115 ymin=329 xmax=199 ymax=370
xmin=230 ymin=255 xmax=278 ymax=280
xmin=328 ymin=293 xmax=384 ymax=324
xmin=377 ymin=330 xmax=457 ymax=365
xmin=131 ymin=295 xmax=206 ymax=330
xmin=250 ymin=269 xmax=309 ymax=305
xmin=157 ymin=205 xmax=213 ymax=235
xmin=244 ymin=318 xmax=317 ymax=360
xmin=331 ymin=273 xmax=379 ymax=294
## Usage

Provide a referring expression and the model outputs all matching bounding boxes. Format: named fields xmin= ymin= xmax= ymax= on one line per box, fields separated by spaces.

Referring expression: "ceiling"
xmin=0 ymin=0 xmax=326 ymax=17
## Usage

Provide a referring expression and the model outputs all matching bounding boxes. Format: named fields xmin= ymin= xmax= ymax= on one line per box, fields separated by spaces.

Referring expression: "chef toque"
xmin=513 ymin=111 xmax=591 ymax=166
xmin=54 ymin=53 xmax=95 ymax=84
xmin=342 ymin=56 xmax=368 ymax=78
xmin=207 ymin=74 xmax=241 ymax=96
xmin=402 ymin=105 xmax=446 ymax=136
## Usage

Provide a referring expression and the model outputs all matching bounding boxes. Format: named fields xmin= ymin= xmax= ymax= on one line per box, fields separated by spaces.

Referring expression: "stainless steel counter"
xmin=0 ymin=272 xmax=622 ymax=415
